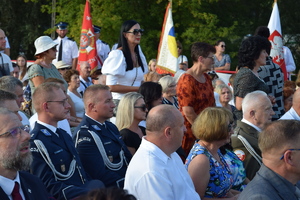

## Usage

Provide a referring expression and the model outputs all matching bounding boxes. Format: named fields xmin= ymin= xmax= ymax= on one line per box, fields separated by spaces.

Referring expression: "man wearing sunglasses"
xmin=0 ymin=107 xmax=51 ymax=199
xmin=238 ymin=120 xmax=300 ymax=200
xmin=74 ymin=84 xmax=132 ymax=188
xmin=30 ymin=82 xmax=104 ymax=200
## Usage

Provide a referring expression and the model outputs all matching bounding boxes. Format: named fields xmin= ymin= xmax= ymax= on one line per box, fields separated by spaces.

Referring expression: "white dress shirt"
xmin=0 ymin=172 xmax=25 ymax=200
xmin=124 ymin=137 xmax=200 ymax=200
xmin=280 ymin=107 xmax=300 ymax=120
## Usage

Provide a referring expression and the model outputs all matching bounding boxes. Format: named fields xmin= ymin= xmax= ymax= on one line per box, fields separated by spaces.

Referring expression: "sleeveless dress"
xmin=185 ymin=142 xmax=233 ymax=198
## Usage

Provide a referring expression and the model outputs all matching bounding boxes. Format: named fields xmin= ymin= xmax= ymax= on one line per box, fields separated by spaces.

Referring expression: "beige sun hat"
xmin=34 ymin=36 xmax=57 ymax=55
xmin=55 ymin=61 xmax=71 ymax=69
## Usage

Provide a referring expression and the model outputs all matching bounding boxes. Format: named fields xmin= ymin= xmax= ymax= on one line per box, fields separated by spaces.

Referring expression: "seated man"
xmin=231 ymin=90 xmax=275 ymax=180
xmin=74 ymin=84 xmax=132 ymax=188
xmin=124 ymin=104 xmax=200 ymax=200
xmin=238 ymin=120 xmax=300 ymax=200
xmin=0 ymin=107 xmax=51 ymax=199
xmin=30 ymin=82 xmax=103 ymax=200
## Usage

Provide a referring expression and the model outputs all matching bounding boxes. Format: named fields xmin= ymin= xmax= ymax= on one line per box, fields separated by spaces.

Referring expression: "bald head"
xmin=79 ymin=61 xmax=91 ymax=79
xmin=0 ymin=29 xmax=6 ymax=51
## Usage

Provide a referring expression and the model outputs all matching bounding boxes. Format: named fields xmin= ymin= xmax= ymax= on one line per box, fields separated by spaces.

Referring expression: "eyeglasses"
xmin=0 ymin=125 xmax=30 ymax=138
xmin=47 ymin=98 xmax=68 ymax=107
xmin=280 ymin=149 xmax=300 ymax=160
xmin=221 ymin=45 xmax=226 ymax=48
xmin=126 ymin=29 xmax=144 ymax=35
xmin=206 ymin=56 xmax=214 ymax=60
xmin=134 ymin=104 xmax=147 ymax=112
xmin=168 ymin=84 xmax=176 ymax=88
xmin=59 ymin=67 xmax=72 ymax=71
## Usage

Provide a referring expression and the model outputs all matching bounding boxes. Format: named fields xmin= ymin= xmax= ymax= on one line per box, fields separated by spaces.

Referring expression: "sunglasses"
xmin=59 ymin=67 xmax=72 ymax=71
xmin=221 ymin=45 xmax=226 ymax=48
xmin=0 ymin=125 xmax=30 ymax=137
xmin=126 ymin=29 xmax=144 ymax=35
xmin=134 ymin=104 xmax=147 ymax=112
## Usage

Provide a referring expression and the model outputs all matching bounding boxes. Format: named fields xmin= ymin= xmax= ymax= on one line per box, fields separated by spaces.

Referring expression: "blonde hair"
xmin=148 ymin=59 xmax=156 ymax=72
xmin=158 ymin=76 xmax=175 ymax=93
xmin=215 ymin=84 xmax=233 ymax=100
xmin=192 ymin=107 xmax=233 ymax=142
xmin=116 ymin=92 xmax=144 ymax=130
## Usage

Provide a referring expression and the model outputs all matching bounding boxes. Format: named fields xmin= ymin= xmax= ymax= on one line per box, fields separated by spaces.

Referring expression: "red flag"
xmin=77 ymin=0 xmax=99 ymax=72
xmin=268 ymin=1 xmax=287 ymax=80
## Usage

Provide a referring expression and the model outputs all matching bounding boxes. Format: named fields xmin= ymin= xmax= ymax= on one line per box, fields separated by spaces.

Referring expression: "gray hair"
xmin=0 ymin=76 xmax=23 ymax=91
xmin=242 ymin=90 xmax=268 ymax=114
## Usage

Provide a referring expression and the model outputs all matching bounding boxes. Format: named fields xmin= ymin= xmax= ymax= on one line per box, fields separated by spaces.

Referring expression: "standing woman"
xmin=116 ymin=92 xmax=147 ymax=155
xmin=233 ymin=36 xmax=270 ymax=120
xmin=28 ymin=36 xmax=68 ymax=94
xmin=213 ymin=40 xmax=231 ymax=71
xmin=16 ymin=54 xmax=28 ymax=82
xmin=102 ymin=20 xmax=148 ymax=106
xmin=177 ymin=42 xmax=216 ymax=156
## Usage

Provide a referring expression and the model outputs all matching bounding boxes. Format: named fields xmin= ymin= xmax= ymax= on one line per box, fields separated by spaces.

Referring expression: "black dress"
xmin=120 ymin=126 xmax=146 ymax=151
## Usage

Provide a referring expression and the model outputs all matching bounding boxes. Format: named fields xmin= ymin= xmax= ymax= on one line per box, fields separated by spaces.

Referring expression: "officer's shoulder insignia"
xmin=41 ymin=129 xmax=51 ymax=136
xmin=80 ymin=125 xmax=89 ymax=129
xmin=234 ymin=149 xmax=246 ymax=161
xmin=92 ymin=125 xmax=101 ymax=130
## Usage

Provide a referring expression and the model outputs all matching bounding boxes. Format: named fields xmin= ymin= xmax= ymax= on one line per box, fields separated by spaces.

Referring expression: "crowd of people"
xmin=0 ymin=19 xmax=299 ymax=200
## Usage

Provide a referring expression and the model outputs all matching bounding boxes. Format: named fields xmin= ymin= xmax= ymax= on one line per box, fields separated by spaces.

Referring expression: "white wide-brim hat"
xmin=55 ymin=61 xmax=71 ymax=69
xmin=34 ymin=36 xmax=57 ymax=55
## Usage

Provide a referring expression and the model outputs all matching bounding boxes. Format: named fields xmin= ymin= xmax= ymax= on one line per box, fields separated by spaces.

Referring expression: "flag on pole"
xmin=268 ymin=0 xmax=287 ymax=80
xmin=77 ymin=0 xmax=99 ymax=72
xmin=156 ymin=1 xmax=178 ymax=75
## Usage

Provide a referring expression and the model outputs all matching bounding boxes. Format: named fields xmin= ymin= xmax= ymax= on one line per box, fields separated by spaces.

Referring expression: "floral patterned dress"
xmin=185 ymin=142 xmax=233 ymax=198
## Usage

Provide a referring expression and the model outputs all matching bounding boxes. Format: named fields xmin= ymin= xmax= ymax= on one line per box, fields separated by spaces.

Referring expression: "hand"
xmin=268 ymin=95 xmax=276 ymax=105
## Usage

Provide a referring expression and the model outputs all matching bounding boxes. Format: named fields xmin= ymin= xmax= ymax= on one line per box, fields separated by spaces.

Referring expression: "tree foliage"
xmin=2 ymin=0 xmax=300 ymax=73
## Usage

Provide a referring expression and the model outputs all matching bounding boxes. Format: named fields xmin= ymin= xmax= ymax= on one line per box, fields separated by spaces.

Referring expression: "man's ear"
xmin=42 ymin=102 xmax=49 ymax=112
xmin=164 ymin=126 xmax=172 ymax=139
xmin=88 ymin=102 xmax=95 ymax=112
xmin=250 ymin=110 xmax=255 ymax=118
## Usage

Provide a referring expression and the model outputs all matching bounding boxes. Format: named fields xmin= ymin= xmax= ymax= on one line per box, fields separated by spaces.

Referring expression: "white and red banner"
xmin=156 ymin=2 xmax=178 ymax=75
xmin=77 ymin=0 xmax=99 ymax=72
xmin=268 ymin=1 xmax=287 ymax=80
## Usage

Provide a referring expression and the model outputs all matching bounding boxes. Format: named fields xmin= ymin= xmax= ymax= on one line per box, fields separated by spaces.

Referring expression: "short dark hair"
xmin=238 ymin=36 xmax=271 ymax=70
xmin=0 ymin=90 xmax=17 ymax=105
xmin=191 ymin=42 xmax=215 ymax=62
xmin=138 ymin=82 xmax=162 ymax=111
xmin=254 ymin=26 xmax=270 ymax=38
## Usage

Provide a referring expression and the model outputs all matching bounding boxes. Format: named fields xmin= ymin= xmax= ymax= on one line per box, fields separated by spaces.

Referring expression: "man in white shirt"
xmin=94 ymin=25 xmax=110 ymax=68
xmin=231 ymin=91 xmax=275 ymax=180
xmin=283 ymin=46 xmax=296 ymax=80
xmin=280 ymin=88 xmax=300 ymax=120
xmin=53 ymin=22 xmax=79 ymax=69
xmin=77 ymin=61 xmax=93 ymax=95
xmin=124 ymin=104 xmax=200 ymax=200
xmin=0 ymin=107 xmax=50 ymax=199
xmin=0 ymin=29 xmax=13 ymax=77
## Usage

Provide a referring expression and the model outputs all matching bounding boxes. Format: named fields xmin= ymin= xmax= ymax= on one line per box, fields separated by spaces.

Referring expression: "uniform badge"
xmin=28 ymin=189 xmax=32 ymax=193
xmin=41 ymin=129 xmax=51 ymax=136
xmin=234 ymin=149 xmax=246 ymax=161
xmin=61 ymin=164 xmax=66 ymax=172
xmin=92 ymin=125 xmax=101 ymax=130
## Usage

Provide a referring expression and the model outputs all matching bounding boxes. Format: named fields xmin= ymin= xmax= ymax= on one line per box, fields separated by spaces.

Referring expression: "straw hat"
xmin=34 ymin=36 xmax=57 ymax=55
xmin=55 ymin=61 xmax=71 ymax=69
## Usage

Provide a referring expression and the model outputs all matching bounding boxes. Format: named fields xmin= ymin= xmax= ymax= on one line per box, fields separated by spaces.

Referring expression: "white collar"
xmin=0 ymin=171 xmax=21 ymax=197
xmin=241 ymin=118 xmax=262 ymax=132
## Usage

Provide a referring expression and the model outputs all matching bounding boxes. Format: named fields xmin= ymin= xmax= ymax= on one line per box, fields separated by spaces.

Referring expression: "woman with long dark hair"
xmin=102 ymin=20 xmax=148 ymax=105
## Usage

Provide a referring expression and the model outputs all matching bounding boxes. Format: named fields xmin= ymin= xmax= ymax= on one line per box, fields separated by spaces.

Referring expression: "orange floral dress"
xmin=177 ymin=73 xmax=215 ymax=155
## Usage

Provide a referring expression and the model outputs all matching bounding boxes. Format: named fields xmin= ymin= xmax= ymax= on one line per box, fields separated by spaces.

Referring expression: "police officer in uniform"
xmin=53 ymin=22 xmax=79 ymax=70
xmin=30 ymin=82 xmax=104 ymax=200
xmin=94 ymin=25 xmax=110 ymax=68
xmin=74 ymin=84 xmax=131 ymax=188
xmin=231 ymin=91 xmax=274 ymax=180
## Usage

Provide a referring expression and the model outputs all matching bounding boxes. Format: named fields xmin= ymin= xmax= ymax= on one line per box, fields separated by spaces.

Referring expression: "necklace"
xmin=199 ymin=141 xmax=224 ymax=167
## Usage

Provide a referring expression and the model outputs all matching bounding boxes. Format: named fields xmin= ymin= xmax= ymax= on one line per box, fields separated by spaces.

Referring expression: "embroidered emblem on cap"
xmin=234 ymin=149 xmax=246 ymax=161
xmin=41 ymin=129 xmax=51 ymax=136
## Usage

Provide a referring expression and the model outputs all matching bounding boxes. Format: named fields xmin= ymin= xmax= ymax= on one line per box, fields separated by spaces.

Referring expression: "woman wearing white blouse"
xmin=102 ymin=20 xmax=148 ymax=101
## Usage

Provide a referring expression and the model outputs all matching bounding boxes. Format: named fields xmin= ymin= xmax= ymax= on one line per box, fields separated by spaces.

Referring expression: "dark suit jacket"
xmin=74 ymin=115 xmax=132 ymax=188
xmin=30 ymin=122 xmax=90 ymax=200
xmin=231 ymin=120 xmax=261 ymax=180
xmin=0 ymin=171 xmax=51 ymax=200
xmin=238 ymin=164 xmax=299 ymax=200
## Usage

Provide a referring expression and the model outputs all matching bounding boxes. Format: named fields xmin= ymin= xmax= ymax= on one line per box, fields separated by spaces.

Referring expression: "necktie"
xmin=58 ymin=40 xmax=63 ymax=61
xmin=11 ymin=182 xmax=23 ymax=200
